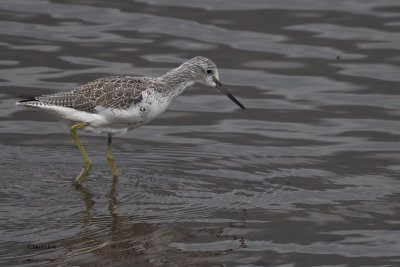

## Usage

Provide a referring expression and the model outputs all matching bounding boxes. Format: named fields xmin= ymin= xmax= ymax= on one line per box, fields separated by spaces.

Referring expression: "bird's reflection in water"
xmin=50 ymin=177 xmax=228 ymax=266
xmin=106 ymin=175 xmax=118 ymax=216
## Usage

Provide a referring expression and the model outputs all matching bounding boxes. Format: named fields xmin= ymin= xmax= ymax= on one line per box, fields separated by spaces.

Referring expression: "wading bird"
xmin=17 ymin=57 xmax=245 ymax=184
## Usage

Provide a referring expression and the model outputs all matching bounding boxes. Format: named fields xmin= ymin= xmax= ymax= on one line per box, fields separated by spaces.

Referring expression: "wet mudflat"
xmin=1 ymin=0 xmax=400 ymax=266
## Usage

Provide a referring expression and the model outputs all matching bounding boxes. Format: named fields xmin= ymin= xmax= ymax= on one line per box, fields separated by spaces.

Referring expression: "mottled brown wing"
xmin=35 ymin=90 xmax=78 ymax=108
xmin=36 ymin=76 xmax=147 ymax=113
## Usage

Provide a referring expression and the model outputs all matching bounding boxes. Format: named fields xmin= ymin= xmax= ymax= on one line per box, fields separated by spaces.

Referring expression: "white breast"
xmin=91 ymin=89 xmax=172 ymax=134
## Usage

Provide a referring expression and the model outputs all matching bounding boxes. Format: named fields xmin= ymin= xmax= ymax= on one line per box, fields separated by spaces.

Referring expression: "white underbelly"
xmin=23 ymin=92 xmax=172 ymax=134
xmin=90 ymin=95 xmax=171 ymax=134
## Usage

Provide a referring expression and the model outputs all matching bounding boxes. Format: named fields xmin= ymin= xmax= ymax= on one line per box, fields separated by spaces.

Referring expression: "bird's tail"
xmin=15 ymin=98 xmax=40 ymax=106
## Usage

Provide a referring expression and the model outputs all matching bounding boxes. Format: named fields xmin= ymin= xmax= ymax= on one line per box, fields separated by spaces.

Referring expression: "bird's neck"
xmin=158 ymin=65 xmax=196 ymax=98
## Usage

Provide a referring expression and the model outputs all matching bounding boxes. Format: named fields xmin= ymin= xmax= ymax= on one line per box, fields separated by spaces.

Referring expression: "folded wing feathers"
xmin=30 ymin=76 xmax=146 ymax=113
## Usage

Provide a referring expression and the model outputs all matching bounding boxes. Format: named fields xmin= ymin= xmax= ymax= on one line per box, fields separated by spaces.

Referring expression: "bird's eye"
xmin=206 ymin=69 xmax=213 ymax=75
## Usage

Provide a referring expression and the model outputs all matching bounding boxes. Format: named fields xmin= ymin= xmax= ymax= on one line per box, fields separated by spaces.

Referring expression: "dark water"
xmin=1 ymin=0 xmax=400 ymax=266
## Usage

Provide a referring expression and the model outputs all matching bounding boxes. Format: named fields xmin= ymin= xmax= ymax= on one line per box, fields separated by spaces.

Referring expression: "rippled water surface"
xmin=1 ymin=0 xmax=400 ymax=266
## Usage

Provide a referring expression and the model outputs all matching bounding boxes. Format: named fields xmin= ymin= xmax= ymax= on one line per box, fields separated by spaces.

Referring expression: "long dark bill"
xmin=214 ymin=78 xmax=245 ymax=109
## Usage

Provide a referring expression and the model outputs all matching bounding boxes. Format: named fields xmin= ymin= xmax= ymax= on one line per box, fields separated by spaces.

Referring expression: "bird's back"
xmin=19 ymin=76 xmax=151 ymax=113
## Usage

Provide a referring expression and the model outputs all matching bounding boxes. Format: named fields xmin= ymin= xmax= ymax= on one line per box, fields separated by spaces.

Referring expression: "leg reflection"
xmin=106 ymin=175 xmax=119 ymax=216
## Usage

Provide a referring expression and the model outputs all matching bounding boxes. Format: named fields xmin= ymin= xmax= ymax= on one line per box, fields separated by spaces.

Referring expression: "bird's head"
xmin=183 ymin=56 xmax=245 ymax=109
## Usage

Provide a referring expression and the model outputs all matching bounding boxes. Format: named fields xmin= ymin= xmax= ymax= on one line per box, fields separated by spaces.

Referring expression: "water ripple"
xmin=1 ymin=0 xmax=400 ymax=266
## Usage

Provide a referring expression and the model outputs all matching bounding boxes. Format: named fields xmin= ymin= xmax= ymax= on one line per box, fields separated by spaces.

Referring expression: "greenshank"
xmin=17 ymin=56 xmax=245 ymax=184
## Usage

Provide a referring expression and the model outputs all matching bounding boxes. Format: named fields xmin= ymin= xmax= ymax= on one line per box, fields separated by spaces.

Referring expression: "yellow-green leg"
xmin=107 ymin=133 xmax=119 ymax=179
xmin=70 ymin=122 xmax=92 ymax=184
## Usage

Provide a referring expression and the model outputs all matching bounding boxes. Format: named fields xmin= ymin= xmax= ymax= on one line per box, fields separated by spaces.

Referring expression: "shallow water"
xmin=1 ymin=0 xmax=400 ymax=266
